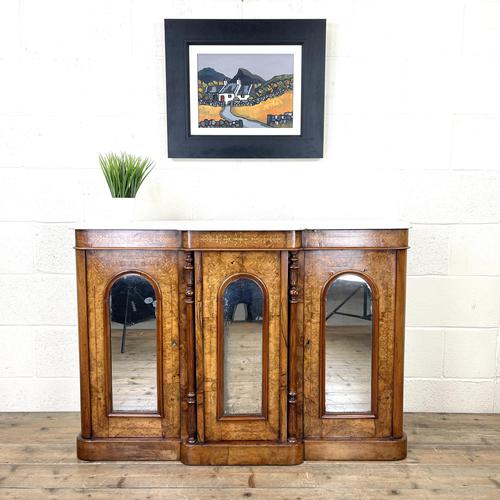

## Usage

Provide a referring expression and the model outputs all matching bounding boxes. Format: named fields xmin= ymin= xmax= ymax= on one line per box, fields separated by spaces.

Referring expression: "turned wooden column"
xmin=287 ymin=251 xmax=300 ymax=443
xmin=184 ymin=251 xmax=197 ymax=444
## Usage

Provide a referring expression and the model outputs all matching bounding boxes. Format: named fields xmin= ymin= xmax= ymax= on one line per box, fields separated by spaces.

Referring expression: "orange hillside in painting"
xmin=230 ymin=91 xmax=293 ymax=126
xmin=198 ymin=105 xmax=223 ymax=122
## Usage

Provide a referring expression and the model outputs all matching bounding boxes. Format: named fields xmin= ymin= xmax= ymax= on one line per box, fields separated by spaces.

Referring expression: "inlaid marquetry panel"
xmin=302 ymin=229 xmax=408 ymax=250
xmin=183 ymin=231 xmax=301 ymax=250
xmin=76 ymin=230 xmax=182 ymax=250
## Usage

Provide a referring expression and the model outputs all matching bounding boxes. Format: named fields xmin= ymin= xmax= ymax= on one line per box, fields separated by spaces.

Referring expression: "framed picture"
xmin=165 ymin=19 xmax=326 ymax=158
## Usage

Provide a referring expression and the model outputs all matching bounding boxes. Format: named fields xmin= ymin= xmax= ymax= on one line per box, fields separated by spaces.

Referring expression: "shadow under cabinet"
xmin=75 ymin=226 xmax=408 ymax=464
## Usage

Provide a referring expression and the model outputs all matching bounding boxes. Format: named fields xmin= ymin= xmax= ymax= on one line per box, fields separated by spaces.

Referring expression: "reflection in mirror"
xmin=109 ymin=273 xmax=158 ymax=412
xmin=222 ymin=278 xmax=264 ymax=416
xmin=325 ymin=274 xmax=373 ymax=413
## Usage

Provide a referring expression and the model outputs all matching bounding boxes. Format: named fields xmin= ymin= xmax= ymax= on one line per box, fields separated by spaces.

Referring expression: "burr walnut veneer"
xmin=75 ymin=224 xmax=408 ymax=464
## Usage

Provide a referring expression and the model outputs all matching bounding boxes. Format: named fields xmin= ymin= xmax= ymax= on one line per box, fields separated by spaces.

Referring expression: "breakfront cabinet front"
xmin=75 ymin=226 xmax=408 ymax=464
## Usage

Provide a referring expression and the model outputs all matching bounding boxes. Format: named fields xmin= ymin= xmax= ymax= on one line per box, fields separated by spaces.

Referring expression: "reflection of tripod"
xmin=326 ymin=282 xmax=372 ymax=322
xmin=120 ymin=284 xmax=132 ymax=353
xmin=113 ymin=282 xmax=155 ymax=353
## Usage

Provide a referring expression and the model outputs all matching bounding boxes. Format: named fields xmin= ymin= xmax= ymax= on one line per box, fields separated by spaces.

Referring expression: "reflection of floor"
xmin=109 ymin=322 xmax=371 ymax=415
xmin=223 ymin=321 xmax=263 ymax=415
xmin=110 ymin=328 xmax=157 ymax=412
xmin=325 ymin=325 xmax=372 ymax=413
xmin=223 ymin=322 xmax=372 ymax=415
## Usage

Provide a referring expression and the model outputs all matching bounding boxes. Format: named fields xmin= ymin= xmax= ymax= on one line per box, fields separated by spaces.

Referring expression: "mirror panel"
xmin=324 ymin=274 xmax=373 ymax=414
xmin=109 ymin=273 xmax=158 ymax=412
xmin=222 ymin=277 xmax=265 ymax=416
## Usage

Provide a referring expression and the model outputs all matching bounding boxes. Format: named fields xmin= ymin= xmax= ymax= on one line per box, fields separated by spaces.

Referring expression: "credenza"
xmin=74 ymin=222 xmax=408 ymax=464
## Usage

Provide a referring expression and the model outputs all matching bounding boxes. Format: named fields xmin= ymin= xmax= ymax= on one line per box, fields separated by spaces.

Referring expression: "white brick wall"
xmin=0 ymin=0 xmax=499 ymax=412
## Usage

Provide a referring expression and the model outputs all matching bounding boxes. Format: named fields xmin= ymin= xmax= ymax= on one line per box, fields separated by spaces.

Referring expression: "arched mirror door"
xmin=323 ymin=273 xmax=375 ymax=415
xmin=108 ymin=273 xmax=159 ymax=413
xmin=218 ymin=276 xmax=267 ymax=418
xmin=201 ymin=250 xmax=281 ymax=443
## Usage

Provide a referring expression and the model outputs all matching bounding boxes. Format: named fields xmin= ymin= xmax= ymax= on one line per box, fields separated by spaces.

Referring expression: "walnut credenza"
xmin=75 ymin=224 xmax=408 ymax=464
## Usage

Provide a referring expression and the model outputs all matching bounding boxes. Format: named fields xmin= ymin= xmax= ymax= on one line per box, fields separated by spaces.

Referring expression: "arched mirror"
xmin=324 ymin=273 xmax=374 ymax=414
xmin=109 ymin=273 xmax=158 ymax=413
xmin=220 ymin=277 xmax=266 ymax=416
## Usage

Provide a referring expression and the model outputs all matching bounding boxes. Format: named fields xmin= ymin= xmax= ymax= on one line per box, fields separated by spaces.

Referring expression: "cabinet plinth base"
xmin=77 ymin=435 xmax=406 ymax=462
xmin=304 ymin=433 xmax=407 ymax=461
xmin=76 ymin=435 xmax=180 ymax=461
xmin=181 ymin=441 xmax=304 ymax=465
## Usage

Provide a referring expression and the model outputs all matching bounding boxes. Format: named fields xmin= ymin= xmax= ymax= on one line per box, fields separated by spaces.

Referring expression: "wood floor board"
xmin=0 ymin=412 xmax=499 ymax=498
xmin=2 ymin=487 xmax=498 ymax=499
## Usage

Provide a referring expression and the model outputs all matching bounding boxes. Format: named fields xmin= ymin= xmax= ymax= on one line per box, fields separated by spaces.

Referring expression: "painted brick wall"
xmin=0 ymin=0 xmax=499 ymax=412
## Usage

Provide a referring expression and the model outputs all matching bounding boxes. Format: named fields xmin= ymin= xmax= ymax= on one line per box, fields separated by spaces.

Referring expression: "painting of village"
xmin=196 ymin=53 xmax=294 ymax=130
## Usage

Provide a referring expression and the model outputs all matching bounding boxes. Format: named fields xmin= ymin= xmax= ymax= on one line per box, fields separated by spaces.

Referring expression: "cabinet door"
xmin=86 ymin=250 xmax=180 ymax=438
xmin=303 ymin=250 xmax=396 ymax=438
xmin=200 ymin=251 xmax=286 ymax=442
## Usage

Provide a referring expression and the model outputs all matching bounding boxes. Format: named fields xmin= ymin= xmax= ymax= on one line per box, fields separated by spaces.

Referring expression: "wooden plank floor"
xmin=0 ymin=413 xmax=499 ymax=498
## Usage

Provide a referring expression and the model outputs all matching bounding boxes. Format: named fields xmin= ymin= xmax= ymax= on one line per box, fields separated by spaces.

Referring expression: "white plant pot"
xmin=104 ymin=197 xmax=137 ymax=222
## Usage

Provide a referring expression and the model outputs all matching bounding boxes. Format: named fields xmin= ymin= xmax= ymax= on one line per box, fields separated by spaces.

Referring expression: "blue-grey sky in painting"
xmin=197 ymin=53 xmax=293 ymax=81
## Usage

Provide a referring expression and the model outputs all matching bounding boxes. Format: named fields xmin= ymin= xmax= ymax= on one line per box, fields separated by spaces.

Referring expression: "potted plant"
xmin=99 ymin=152 xmax=155 ymax=221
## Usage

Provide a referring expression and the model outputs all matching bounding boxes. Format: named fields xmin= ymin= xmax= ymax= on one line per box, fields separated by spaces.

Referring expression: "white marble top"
xmin=74 ymin=219 xmax=410 ymax=230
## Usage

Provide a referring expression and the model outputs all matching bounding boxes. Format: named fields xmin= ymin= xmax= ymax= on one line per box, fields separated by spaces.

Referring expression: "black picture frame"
xmin=164 ymin=19 xmax=326 ymax=159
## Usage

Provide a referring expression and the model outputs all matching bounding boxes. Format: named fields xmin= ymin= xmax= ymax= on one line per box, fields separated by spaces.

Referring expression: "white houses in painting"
xmin=205 ymin=83 xmax=226 ymax=102
xmin=218 ymin=79 xmax=253 ymax=103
